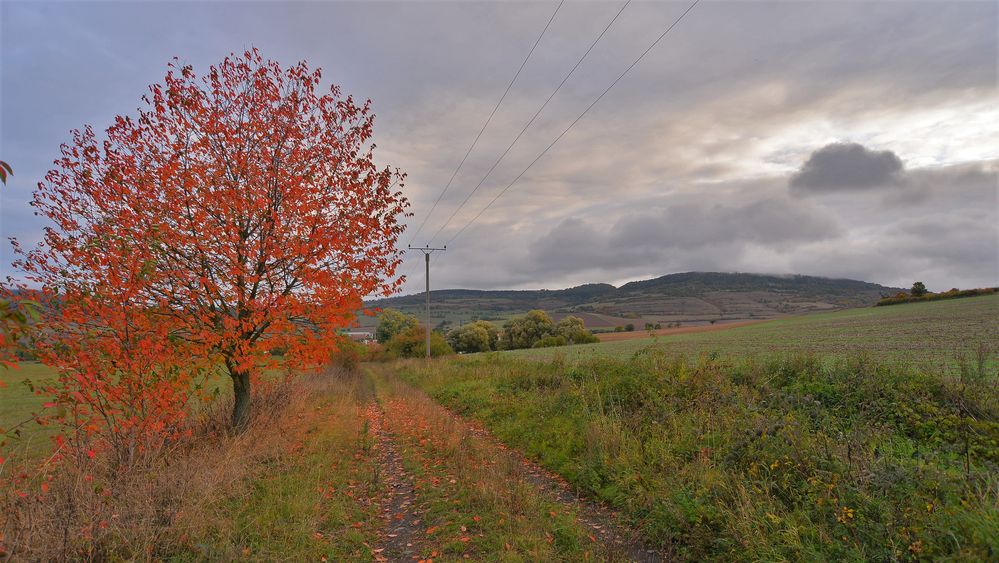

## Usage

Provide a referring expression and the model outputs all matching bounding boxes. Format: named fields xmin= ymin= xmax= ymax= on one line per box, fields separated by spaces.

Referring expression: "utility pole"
xmin=408 ymin=244 xmax=445 ymax=360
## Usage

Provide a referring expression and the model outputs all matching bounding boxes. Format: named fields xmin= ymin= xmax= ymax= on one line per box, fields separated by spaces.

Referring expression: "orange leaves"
xmin=6 ymin=48 xmax=409 ymax=456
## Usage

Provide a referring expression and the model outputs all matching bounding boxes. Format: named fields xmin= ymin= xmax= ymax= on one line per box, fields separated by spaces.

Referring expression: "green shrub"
xmin=385 ymin=325 xmax=453 ymax=358
xmin=533 ymin=335 xmax=567 ymax=348
xmin=375 ymin=308 xmax=419 ymax=343
xmin=446 ymin=320 xmax=497 ymax=353
xmin=501 ymin=310 xmax=555 ymax=350
xmin=876 ymin=286 xmax=997 ymax=306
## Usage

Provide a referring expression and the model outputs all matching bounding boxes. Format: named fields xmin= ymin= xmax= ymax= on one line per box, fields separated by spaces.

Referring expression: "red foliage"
xmin=7 ymin=49 xmax=408 ymax=453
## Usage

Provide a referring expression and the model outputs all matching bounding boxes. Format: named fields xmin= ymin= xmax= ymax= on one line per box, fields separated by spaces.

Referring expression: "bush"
xmin=385 ymin=326 xmax=453 ymax=358
xmin=555 ymin=316 xmax=599 ymax=345
xmin=501 ymin=310 xmax=555 ymax=350
xmin=331 ymin=337 xmax=363 ymax=370
xmin=447 ymin=321 xmax=498 ymax=354
xmin=876 ymin=287 xmax=996 ymax=306
xmin=375 ymin=309 xmax=419 ymax=343
xmin=532 ymin=335 xmax=567 ymax=348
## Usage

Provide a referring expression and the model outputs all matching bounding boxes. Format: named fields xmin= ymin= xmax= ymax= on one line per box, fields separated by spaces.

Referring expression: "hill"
xmin=364 ymin=272 xmax=901 ymax=330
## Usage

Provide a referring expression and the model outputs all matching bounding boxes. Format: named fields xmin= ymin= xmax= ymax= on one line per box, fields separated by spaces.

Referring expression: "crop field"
xmin=505 ymin=294 xmax=999 ymax=371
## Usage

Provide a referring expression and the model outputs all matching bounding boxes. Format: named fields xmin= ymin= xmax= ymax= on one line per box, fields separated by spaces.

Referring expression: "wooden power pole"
xmin=408 ymin=245 xmax=445 ymax=360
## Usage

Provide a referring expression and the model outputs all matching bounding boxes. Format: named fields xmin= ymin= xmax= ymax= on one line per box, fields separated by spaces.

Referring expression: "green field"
xmin=400 ymin=344 xmax=999 ymax=559
xmin=505 ymin=294 xmax=999 ymax=371
xmin=391 ymin=295 xmax=999 ymax=559
xmin=0 ymin=362 xmax=61 ymax=456
xmin=1 ymin=362 xmax=238 ymax=458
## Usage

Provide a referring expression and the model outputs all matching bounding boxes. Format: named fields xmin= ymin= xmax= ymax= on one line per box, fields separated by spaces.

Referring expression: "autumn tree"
xmin=10 ymin=50 xmax=408 ymax=435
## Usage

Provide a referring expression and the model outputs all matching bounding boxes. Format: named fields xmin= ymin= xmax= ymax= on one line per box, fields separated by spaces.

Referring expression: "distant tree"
xmin=386 ymin=325 xmax=453 ymax=358
xmin=625 ymin=323 xmax=635 ymax=332
xmin=447 ymin=321 xmax=495 ymax=353
xmin=472 ymin=320 xmax=499 ymax=350
xmin=911 ymin=281 xmax=928 ymax=297
xmin=555 ymin=316 xmax=598 ymax=344
xmin=654 ymin=322 xmax=662 ymax=330
xmin=644 ymin=322 xmax=654 ymax=331
xmin=376 ymin=309 xmax=419 ymax=343
xmin=533 ymin=335 xmax=567 ymax=348
xmin=501 ymin=310 xmax=555 ymax=349
xmin=614 ymin=326 xmax=623 ymax=333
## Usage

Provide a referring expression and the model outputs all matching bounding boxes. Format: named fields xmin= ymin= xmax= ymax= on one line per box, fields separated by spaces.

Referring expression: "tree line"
xmin=374 ymin=308 xmax=598 ymax=357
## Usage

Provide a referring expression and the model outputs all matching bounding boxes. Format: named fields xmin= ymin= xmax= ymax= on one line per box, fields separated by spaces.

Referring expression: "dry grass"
xmin=0 ymin=368 xmax=368 ymax=561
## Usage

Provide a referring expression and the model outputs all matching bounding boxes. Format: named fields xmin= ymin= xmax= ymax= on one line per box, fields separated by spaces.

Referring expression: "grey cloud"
xmin=609 ymin=197 xmax=841 ymax=250
xmin=2 ymin=1 xmax=996 ymax=294
xmin=524 ymin=193 xmax=841 ymax=279
xmin=790 ymin=143 xmax=905 ymax=194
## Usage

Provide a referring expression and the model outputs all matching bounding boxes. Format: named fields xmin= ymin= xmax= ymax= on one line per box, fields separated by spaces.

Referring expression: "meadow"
xmin=0 ymin=362 xmax=61 ymax=457
xmin=399 ymin=350 xmax=999 ymax=560
xmin=506 ymin=294 xmax=999 ymax=371
xmin=385 ymin=296 xmax=999 ymax=559
xmin=5 ymin=296 xmax=998 ymax=560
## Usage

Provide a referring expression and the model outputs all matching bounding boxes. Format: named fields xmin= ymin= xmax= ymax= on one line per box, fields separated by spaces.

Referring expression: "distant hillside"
xmin=362 ymin=272 xmax=902 ymax=330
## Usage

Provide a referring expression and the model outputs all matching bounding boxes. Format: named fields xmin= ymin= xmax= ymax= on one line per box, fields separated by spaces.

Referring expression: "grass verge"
xmin=398 ymin=351 xmax=999 ymax=561
xmin=1 ymin=369 xmax=383 ymax=561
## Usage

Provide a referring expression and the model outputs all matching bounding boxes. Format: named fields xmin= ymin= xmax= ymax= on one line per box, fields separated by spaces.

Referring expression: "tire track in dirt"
xmin=444 ymin=409 xmax=667 ymax=563
xmin=373 ymin=366 xmax=667 ymax=563
xmin=365 ymin=403 xmax=424 ymax=562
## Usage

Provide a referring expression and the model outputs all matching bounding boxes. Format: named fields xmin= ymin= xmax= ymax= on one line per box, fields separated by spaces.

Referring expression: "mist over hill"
xmin=363 ymin=272 xmax=903 ymax=330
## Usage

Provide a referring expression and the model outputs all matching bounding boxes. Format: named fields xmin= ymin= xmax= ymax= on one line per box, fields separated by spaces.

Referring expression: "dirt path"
xmin=366 ymin=367 xmax=667 ymax=562
xmin=366 ymin=403 xmax=423 ymax=562
xmin=444 ymin=409 xmax=666 ymax=563
xmin=596 ymin=318 xmax=772 ymax=342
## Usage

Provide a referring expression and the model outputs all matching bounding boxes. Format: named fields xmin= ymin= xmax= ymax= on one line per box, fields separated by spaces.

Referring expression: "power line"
xmin=407 ymin=0 xmax=565 ymax=245
xmin=428 ymin=0 xmax=633 ymax=245
xmin=445 ymin=0 xmax=700 ymax=246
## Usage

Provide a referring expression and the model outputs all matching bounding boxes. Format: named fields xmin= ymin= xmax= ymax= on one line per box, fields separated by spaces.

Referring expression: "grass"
xmin=398 ymin=351 xmax=999 ymax=561
xmin=1 ymin=371 xmax=384 ymax=561
xmin=173 ymin=374 xmax=382 ymax=561
xmin=0 ymin=362 xmax=61 ymax=457
xmin=504 ymin=294 xmax=999 ymax=371
xmin=367 ymin=365 xmax=604 ymax=561
xmin=0 ymin=362 xmax=278 ymax=459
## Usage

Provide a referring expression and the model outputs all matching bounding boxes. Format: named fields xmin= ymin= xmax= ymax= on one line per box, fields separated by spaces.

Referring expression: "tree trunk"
xmin=231 ymin=370 xmax=251 ymax=432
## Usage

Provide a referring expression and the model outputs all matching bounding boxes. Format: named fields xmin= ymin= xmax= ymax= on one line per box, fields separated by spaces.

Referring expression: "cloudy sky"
xmin=2 ymin=0 xmax=997 ymax=295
